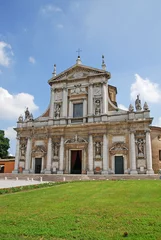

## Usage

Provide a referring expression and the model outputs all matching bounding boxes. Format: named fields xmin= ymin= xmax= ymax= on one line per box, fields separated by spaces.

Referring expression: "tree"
xmin=0 ymin=130 xmax=10 ymax=158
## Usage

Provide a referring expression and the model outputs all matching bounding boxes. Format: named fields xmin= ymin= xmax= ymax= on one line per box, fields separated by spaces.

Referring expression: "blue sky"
xmin=0 ymin=0 xmax=161 ymax=155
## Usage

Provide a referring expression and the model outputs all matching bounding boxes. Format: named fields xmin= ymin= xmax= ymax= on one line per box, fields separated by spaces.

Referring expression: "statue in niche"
xmin=135 ymin=95 xmax=142 ymax=111
xmin=20 ymin=143 xmax=26 ymax=156
xmin=54 ymin=144 xmax=59 ymax=156
xmin=136 ymin=138 xmax=144 ymax=157
xmin=95 ymin=99 xmax=101 ymax=115
xmin=55 ymin=104 xmax=61 ymax=118
xmin=95 ymin=142 xmax=101 ymax=156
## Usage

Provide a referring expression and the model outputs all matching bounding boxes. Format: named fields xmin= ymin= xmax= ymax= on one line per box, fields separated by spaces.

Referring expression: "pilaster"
xmin=45 ymin=137 xmax=52 ymax=174
xmin=57 ymin=136 xmax=64 ymax=174
xmin=87 ymin=134 xmax=94 ymax=174
xmin=146 ymin=130 xmax=154 ymax=174
xmin=130 ymin=131 xmax=138 ymax=174
xmin=49 ymin=88 xmax=55 ymax=118
xmin=102 ymin=134 xmax=108 ymax=174
xmin=23 ymin=137 xmax=32 ymax=174
xmin=12 ymin=137 xmax=20 ymax=173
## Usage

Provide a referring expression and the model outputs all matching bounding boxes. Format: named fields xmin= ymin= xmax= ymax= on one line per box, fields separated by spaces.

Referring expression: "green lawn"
xmin=0 ymin=180 xmax=161 ymax=240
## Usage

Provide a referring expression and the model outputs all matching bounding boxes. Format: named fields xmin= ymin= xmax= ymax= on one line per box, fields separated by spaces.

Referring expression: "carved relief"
xmin=55 ymin=89 xmax=62 ymax=101
xmin=32 ymin=145 xmax=46 ymax=157
xmin=110 ymin=142 xmax=128 ymax=155
xmin=94 ymin=84 xmax=101 ymax=96
xmin=65 ymin=134 xmax=88 ymax=143
xmin=71 ymin=84 xmax=86 ymax=95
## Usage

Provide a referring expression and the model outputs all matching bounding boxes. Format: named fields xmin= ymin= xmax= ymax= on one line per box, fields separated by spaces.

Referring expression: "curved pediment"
xmin=110 ymin=142 xmax=128 ymax=155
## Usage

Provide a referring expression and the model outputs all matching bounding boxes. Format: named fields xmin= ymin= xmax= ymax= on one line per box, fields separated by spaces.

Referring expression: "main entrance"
xmin=115 ymin=156 xmax=124 ymax=174
xmin=35 ymin=158 xmax=42 ymax=174
xmin=71 ymin=150 xmax=82 ymax=174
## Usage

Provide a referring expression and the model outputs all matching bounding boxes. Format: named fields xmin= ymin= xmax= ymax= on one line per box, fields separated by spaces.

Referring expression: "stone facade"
xmin=13 ymin=56 xmax=161 ymax=175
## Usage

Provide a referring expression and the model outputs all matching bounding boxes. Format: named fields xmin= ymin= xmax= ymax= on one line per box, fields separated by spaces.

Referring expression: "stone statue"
xmin=18 ymin=115 xmax=23 ymax=122
xmin=136 ymin=138 xmax=144 ymax=157
xmin=25 ymin=107 xmax=30 ymax=120
xmin=135 ymin=95 xmax=142 ymax=111
xmin=95 ymin=99 xmax=101 ymax=115
xmin=95 ymin=142 xmax=101 ymax=156
xmin=55 ymin=104 xmax=61 ymax=118
xmin=128 ymin=104 xmax=134 ymax=112
xmin=143 ymin=102 xmax=149 ymax=111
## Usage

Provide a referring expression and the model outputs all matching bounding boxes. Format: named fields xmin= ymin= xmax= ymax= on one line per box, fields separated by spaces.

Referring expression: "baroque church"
xmin=13 ymin=56 xmax=161 ymax=175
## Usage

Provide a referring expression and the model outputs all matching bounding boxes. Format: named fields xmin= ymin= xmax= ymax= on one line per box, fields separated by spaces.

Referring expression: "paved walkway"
xmin=0 ymin=179 xmax=48 ymax=189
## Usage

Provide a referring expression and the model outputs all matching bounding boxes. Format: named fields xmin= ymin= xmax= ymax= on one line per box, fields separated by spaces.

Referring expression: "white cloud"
xmin=5 ymin=126 xmax=16 ymax=140
xmin=29 ymin=56 xmax=36 ymax=64
xmin=40 ymin=4 xmax=62 ymax=15
xmin=158 ymin=117 xmax=161 ymax=127
xmin=130 ymin=74 xmax=161 ymax=103
xmin=0 ymin=41 xmax=13 ymax=67
xmin=118 ymin=104 xmax=128 ymax=111
xmin=57 ymin=24 xmax=64 ymax=29
xmin=0 ymin=87 xmax=38 ymax=120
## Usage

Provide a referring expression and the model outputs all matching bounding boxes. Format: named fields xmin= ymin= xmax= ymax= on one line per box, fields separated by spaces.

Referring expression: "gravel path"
xmin=0 ymin=179 xmax=48 ymax=189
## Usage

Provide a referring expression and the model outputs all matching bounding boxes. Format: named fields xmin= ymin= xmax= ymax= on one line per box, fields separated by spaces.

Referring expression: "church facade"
xmin=13 ymin=56 xmax=161 ymax=175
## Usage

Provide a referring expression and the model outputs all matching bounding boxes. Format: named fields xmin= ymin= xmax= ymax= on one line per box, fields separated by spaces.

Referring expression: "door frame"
xmin=111 ymin=154 xmax=127 ymax=174
xmin=68 ymin=149 xmax=83 ymax=174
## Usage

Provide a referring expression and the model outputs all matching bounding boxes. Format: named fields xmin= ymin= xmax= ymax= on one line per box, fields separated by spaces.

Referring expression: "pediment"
xmin=48 ymin=64 xmax=110 ymax=84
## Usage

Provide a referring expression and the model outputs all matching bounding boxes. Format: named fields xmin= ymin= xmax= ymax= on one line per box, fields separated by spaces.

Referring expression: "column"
xmin=146 ymin=130 xmax=154 ymax=174
xmin=83 ymin=98 xmax=87 ymax=122
xmin=87 ymin=135 xmax=94 ymax=174
xmin=57 ymin=136 xmax=64 ymax=174
xmin=49 ymin=88 xmax=55 ymax=118
xmin=62 ymin=87 xmax=67 ymax=118
xmin=102 ymin=82 xmax=107 ymax=114
xmin=12 ymin=137 xmax=20 ymax=173
xmin=45 ymin=137 xmax=52 ymax=174
xmin=130 ymin=131 xmax=138 ymax=174
xmin=23 ymin=137 xmax=32 ymax=174
xmin=102 ymin=134 xmax=108 ymax=174
xmin=88 ymin=84 xmax=93 ymax=115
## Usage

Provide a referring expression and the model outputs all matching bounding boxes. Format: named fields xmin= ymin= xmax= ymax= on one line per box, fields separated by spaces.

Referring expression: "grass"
xmin=0 ymin=180 xmax=161 ymax=240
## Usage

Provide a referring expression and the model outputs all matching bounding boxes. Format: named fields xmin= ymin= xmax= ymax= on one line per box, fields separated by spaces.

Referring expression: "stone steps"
xmin=0 ymin=173 xmax=160 ymax=182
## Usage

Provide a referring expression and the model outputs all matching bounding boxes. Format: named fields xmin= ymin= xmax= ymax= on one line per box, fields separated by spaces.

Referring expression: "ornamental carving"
xmin=110 ymin=142 xmax=128 ymax=155
xmin=65 ymin=134 xmax=88 ymax=143
xmin=32 ymin=145 xmax=46 ymax=157
xmin=94 ymin=84 xmax=101 ymax=96
xmin=71 ymin=84 xmax=86 ymax=95
xmin=55 ymin=89 xmax=62 ymax=101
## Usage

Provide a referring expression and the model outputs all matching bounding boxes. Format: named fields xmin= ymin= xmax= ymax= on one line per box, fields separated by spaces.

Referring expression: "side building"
xmin=13 ymin=56 xmax=161 ymax=175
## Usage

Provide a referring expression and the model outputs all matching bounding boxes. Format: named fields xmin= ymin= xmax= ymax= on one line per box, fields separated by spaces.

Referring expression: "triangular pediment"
xmin=48 ymin=64 xmax=110 ymax=84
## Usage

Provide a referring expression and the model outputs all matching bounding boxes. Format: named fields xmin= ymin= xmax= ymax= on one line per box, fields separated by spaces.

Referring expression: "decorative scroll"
xmin=71 ymin=84 xmax=86 ymax=95
xmin=110 ymin=142 xmax=128 ymax=155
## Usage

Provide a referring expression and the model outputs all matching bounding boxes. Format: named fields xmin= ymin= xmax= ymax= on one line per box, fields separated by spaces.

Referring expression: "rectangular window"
xmin=73 ymin=103 xmax=83 ymax=118
xmin=159 ymin=150 xmax=161 ymax=161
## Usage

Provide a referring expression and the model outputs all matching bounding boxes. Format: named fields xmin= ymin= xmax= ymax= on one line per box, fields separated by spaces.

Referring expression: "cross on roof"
xmin=76 ymin=48 xmax=82 ymax=57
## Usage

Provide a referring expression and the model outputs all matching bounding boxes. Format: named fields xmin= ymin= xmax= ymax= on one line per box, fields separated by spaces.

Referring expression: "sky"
xmin=0 ymin=0 xmax=161 ymax=155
